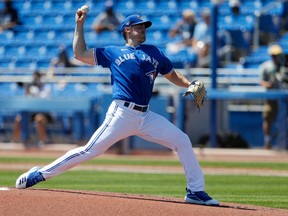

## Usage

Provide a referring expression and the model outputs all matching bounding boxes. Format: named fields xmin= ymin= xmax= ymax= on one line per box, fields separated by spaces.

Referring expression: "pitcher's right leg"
xmin=16 ymin=101 xmax=136 ymax=188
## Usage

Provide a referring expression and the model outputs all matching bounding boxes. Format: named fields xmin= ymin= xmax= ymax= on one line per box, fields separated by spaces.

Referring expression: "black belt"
xmin=124 ymin=102 xmax=148 ymax=112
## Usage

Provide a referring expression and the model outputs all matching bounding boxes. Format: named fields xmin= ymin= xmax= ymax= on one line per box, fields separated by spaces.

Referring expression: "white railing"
xmin=0 ymin=67 xmax=262 ymax=89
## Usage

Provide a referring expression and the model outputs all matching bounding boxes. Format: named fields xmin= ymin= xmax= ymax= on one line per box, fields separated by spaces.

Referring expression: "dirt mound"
xmin=1 ymin=188 xmax=287 ymax=216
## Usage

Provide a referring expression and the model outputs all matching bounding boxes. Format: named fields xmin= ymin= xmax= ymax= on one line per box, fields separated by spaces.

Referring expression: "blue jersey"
xmin=94 ymin=44 xmax=174 ymax=105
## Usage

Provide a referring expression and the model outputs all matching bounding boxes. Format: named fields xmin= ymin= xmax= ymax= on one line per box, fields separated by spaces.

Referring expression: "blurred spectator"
xmin=0 ymin=0 xmax=20 ymax=33
xmin=229 ymin=0 xmax=241 ymax=16
xmin=12 ymin=71 xmax=52 ymax=147
xmin=228 ymin=0 xmax=245 ymax=61
xmin=191 ymin=8 xmax=211 ymax=67
xmin=91 ymin=1 xmax=124 ymax=34
xmin=167 ymin=9 xmax=197 ymax=53
xmin=259 ymin=44 xmax=288 ymax=149
xmin=47 ymin=45 xmax=83 ymax=77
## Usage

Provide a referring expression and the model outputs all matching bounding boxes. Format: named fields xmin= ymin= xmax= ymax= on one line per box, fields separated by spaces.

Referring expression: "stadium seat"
xmin=227 ymin=29 xmax=252 ymax=50
xmin=36 ymin=59 xmax=51 ymax=68
xmin=148 ymin=14 xmax=180 ymax=30
xmin=47 ymin=0 xmax=72 ymax=12
xmin=29 ymin=0 xmax=52 ymax=12
xmin=134 ymin=0 xmax=157 ymax=15
xmin=91 ymin=31 xmax=123 ymax=46
xmin=241 ymin=1 xmax=262 ymax=15
xmin=0 ymin=83 xmax=24 ymax=97
xmin=259 ymin=14 xmax=282 ymax=40
xmin=14 ymin=29 xmax=35 ymax=43
xmin=25 ymin=45 xmax=57 ymax=60
xmin=33 ymin=29 xmax=57 ymax=43
xmin=0 ymin=30 xmax=15 ymax=44
xmin=242 ymin=45 xmax=270 ymax=68
xmin=52 ymin=83 xmax=85 ymax=97
xmin=155 ymin=0 xmax=179 ymax=14
xmin=13 ymin=0 xmax=32 ymax=13
xmin=53 ymin=30 xmax=74 ymax=43
xmin=21 ymin=13 xmax=44 ymax=27
xmin=218 ymin=15 xmax=254 ymax=58
xmin=219 ymin=14 xmax=255 ymax=31
xmin=165 ymin=49 xmax=197 ymax=68
xmin=14 ymin=59 xmax=37 ymax=70
xmin=4 ymin=45 xmax=26 ymax=59
xmin=24 ymin=45 xmax=41 ymax=59
xmin=178 ymin=0 xmax=199 ymax=11
xmin=0 ymin=58 xmax=14 ymax=68
xmin=198 ymin=0 xmax=211 ymax=8
xmin=42 ymin=14 xmax=65 ymax=28
xmin=146 ymin=29 xmax=169 ymax=46
xmin=218 ymin=2 xmax=231 ymax=16
xmin=116 ymin=0 xmax=135 ymax=15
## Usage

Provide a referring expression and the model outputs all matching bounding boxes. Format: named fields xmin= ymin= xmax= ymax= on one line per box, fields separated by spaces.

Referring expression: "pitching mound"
xmin=1 ymin=188 xmax=287 ymax=216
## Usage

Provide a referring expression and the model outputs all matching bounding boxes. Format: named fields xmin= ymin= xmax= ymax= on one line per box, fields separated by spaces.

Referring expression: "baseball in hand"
xmin=80 ymin=5 xmax=89 ymax=13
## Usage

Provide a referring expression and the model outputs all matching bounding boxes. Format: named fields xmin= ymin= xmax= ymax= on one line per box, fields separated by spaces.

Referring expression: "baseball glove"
xmin=184 ymin=80 xmax=207 ymax=110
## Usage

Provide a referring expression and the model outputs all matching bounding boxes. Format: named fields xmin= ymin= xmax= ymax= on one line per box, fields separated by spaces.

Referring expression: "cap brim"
xmin=132 ymin=21 xmax=152 ymax=29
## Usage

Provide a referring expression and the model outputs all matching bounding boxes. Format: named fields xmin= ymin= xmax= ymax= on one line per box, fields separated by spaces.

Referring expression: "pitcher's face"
xmin=130 ymin=24 xmax=147 ymax=44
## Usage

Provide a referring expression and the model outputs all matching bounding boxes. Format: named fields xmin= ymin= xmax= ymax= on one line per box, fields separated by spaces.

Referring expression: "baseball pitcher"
xmin=16 ymin=6 xmax=218 ymax=206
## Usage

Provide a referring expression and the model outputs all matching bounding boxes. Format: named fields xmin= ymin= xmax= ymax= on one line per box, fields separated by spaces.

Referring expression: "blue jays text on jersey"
xmin=115 ymin=53 xmax=159 ymax=69
xmin=94 ymin=44 xmax=174 ymax=105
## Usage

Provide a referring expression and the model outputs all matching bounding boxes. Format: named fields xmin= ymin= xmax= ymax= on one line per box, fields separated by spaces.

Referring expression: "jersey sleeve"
xmin=157 ymin=48 xmax=174 ymax=76
xmin=93 ymin=47 xmax=111 ymax=68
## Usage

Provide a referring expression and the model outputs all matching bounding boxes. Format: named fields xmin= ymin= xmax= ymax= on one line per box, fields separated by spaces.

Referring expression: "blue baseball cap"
xmin=120 ymin=15 xmax=152 ymax=32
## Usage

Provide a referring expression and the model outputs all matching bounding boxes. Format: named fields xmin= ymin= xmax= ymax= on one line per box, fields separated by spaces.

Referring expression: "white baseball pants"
xmin=40 ymin=100 xmax=205 ymax=191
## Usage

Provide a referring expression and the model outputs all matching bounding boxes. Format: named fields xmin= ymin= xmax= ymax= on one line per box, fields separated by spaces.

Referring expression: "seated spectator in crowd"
xmin=228 ymin=0 xmax=247 ymax=61
xmin=259 ymin=44 xmax=288 ymax=149
xmin=12 ymin=71 xmax=52 ymax=147
xmin=167 ymin=9 xmax=197 ymax=54
xmin=0 ymin=0 xmax=20 ymax=33
xmin=47 ymin=45 xmax=83 ymax=77
xmin=91 ymin=1 xmax=124 ymax=34
xmin=229 ymin=0 xmax=241 ymax=16
xmin=191 ymin=8 xmax=211 ymax=67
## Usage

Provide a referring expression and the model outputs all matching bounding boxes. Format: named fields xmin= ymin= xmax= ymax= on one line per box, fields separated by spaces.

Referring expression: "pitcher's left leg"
xmin=139 ymin=111 xmax=204 ymax=191
xmin=138 ymin=111 xmax=219 ymax=205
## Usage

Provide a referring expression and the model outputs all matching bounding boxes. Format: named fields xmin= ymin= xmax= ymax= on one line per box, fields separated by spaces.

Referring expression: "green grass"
xmin=1 ymin=156 xmax=288 ymax=209
xmin=0 ymin=156 xmax=287 ymax=170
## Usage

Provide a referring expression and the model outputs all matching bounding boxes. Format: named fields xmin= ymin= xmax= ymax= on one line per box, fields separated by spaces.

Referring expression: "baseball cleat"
xmin=184 ymin=188 xmax=219 ymax=206
xmin=15 ymin=166 xmax=45 ymax=189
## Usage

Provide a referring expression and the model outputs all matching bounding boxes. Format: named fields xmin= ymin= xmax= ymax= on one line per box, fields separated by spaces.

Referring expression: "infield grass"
xmin=0 ymin=156 xmax=287 ymax=170
xmin=0 ymin=155 xmax=287 ymax=209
